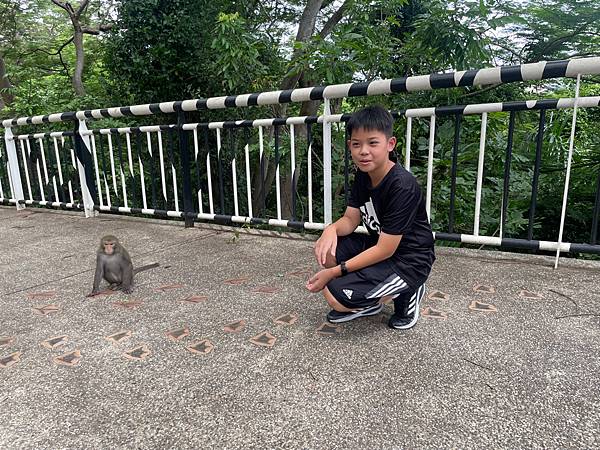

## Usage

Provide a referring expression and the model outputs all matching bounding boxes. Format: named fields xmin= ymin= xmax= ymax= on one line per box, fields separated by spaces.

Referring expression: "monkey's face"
xmin=103 ymin=242 xmax=116 ymax=255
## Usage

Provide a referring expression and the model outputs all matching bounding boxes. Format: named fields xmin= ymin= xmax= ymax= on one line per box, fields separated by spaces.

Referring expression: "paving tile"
xmin=422 ymin=306 xmax=448 ymax=320
xmin=105 ymin=330 xmax=133 ymax=345
xmin=123 ymin=345 xmax=151 ymax=361
xmin=40 ymin=335 xmax=69 ymax=349
xmin=250 ymin=331 xmax=277 ymax=347
xmin=473 ymin=284 xmax=495 ymax=294
xmin=519 ymin=289 xmax=544 ymax=299
xmin=32 ymin=304 xmax=60 ymax=316
xmin=286 ymin=268 xmax=312 ymax=278
xmin=0 ymin=337 xmax=15 ymax=347
xmin=253 ymin=286 xmax=280 ymax=294
xmin=180 ymin=295 xmax=208 ymax=304
xmin=316 ymin=323 xmax=341 ymax=336
xmin=26 ymin=291 xmax=57 ymax=301
xmin=468 ymin=300 xmax=498 ymax=312
xmin=427 ymin=290 xmax=449 ymax=301
xmin=224 ymin=277 xmax=250 ymax=285
xmin=53 ymin=350 xmax=81 ymax=367
xmin=155 ymin=284 xmax=185 ymax=292
xmin=166 ymin=327 xmax=190 ymax=341
xmin=111 ymin=300 xmax=143 ymax=310
xmin=274 ymin=313 xmax=299 ymax=326
xmin=187 ymin=340 xmax=214 ymax=355
xmin=0 ymin=351 xmax=22 ymax=369
xmin=223 ymin=320 xmax=246 ymax=333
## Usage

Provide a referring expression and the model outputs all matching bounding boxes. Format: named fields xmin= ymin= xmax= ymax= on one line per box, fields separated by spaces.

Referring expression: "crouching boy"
xmin=306 ymin=105 xmax=435 ymax=329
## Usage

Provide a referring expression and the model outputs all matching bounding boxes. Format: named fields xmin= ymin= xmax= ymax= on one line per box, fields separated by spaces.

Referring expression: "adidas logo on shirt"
xmin=343 ymin=289 xmax=353 ymax=299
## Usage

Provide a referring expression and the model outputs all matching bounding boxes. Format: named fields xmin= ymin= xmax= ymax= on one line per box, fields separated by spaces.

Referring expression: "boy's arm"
xmin=307 ymin=231 xmax=402 ymax=293
xmin=343 ymin=232 xmax=402 ymax=274
xmin=314 ymin=207 xmax=361 ymax=266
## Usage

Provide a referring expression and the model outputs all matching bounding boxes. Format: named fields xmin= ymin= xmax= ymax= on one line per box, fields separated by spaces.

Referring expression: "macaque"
xmin=88 ymin=235 xmax=158 ymax=296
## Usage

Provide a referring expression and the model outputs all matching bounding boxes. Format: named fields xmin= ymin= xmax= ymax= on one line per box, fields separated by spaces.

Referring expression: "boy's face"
xmin=348 ymin=127 xmax=396 ymax=175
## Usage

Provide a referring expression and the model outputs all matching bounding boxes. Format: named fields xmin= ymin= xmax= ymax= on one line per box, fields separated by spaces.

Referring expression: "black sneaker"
xmin=388 ymin=284 xmax=426 ymax=330
xmin=327 ymin=303 xmax=384 ymax=324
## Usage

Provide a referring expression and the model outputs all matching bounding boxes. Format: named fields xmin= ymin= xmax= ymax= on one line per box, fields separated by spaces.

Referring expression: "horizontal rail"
xmin=3 ymin=57 xmax=600 ymax=127
xmin=6 ymin=95 xmax=600 ymax=141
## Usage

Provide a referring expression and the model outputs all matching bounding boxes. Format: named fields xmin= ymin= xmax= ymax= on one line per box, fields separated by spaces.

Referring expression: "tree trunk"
xmin=0 ymin=54 xmax=15 ymax=110
xmin=72 ymin=29 xmax=86 ymax=96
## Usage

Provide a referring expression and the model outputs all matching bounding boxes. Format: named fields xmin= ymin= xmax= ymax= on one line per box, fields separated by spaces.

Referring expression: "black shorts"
xmin=327 ymin=234 xmax=416 ymax=309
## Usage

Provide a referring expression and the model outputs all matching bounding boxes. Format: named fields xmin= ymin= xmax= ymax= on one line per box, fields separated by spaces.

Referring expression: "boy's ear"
xmin=388 ymin=136 xmax=397 ymax=150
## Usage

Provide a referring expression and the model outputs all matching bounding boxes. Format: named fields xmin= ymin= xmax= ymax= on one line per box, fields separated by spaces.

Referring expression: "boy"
xmin=306 ymin=105 xmax=435 ymax=330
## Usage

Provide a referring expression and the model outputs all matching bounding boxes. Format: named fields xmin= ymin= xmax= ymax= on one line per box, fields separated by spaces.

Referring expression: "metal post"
xmin=554 ymin=74 xmax=581 ymax=269
xmin=75 ymin=119 xmax=98 ymax=217
xmin=178 ymin=110 xmax=195 ymax=227
xmin=4 ymin=127 xmax=25 ymax=210
xmin=323 ymin=98 xmax=333 ymax=225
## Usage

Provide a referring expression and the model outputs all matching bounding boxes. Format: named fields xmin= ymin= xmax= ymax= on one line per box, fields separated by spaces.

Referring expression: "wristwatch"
xmin=340 ymin=261 xmax=348 ymax=276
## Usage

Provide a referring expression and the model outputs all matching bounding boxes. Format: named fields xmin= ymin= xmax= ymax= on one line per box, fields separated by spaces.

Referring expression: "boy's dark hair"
xmin=346 ymin=105 xmax=394 ymax=139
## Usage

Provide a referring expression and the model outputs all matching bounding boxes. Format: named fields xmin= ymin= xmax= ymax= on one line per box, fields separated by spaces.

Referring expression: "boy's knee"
xmin=323 ymin=252 xmax=337 ymax=268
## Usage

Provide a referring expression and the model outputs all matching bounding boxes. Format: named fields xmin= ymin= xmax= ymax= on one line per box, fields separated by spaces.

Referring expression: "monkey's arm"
xmin=88 ymin=255 xmax=104 ymax=296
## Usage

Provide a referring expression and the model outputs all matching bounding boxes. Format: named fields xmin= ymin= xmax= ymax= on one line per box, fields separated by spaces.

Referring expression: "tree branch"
xmin=318 ymin=0 xmax=352 ymax=39
xmin=82 ymin=24 xmax=113 ymax=35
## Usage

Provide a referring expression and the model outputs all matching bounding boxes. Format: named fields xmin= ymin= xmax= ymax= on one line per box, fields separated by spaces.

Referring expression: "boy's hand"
xmin=314 ymin=225 xmax=337 ymax=267
xmin=306 ymin=267 xmax=336 ymax=293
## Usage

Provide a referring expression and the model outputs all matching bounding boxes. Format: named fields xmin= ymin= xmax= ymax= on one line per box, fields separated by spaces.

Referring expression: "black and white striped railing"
xmin=3 ymin=57 xmax=600 ymax=127
xmin=2 ymin=57 xmax=600 ymax=266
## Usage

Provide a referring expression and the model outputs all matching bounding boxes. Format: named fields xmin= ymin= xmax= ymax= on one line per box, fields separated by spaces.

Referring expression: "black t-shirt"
xmin=348 ymin=163 xmax=435 ymax=289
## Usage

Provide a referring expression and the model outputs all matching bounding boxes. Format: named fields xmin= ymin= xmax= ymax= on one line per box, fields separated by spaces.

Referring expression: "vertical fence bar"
xmin=555 ymin=74 xmax=581 ymax=268
xmin=259 ymin=126 xmax=265 ymax=215
xmin=90 ymin=134 xmax=104 ymax=207
xmin=37 ymin=138 xmax=51 ymax=201
xmin=528 ymin=109 xmax=546 ymax=241
xmin=501 ymin=111 xmax=516 ymax=239
xmin=116 ymin=133 xmax=128 ymax=208
xmin=43 ymin=136 xmax=58 ymax=202
xmin=230 ymin=128 xmax=239 ymax=217
xmin=474 ymin=112 xmax=488 ymax=236
xmin=290 ymin=123 xmax=297 ymax=221
xmin=3 ymin=127 xmax=25 ymax=208
xmin=425 ymin=115 xmax=436 ymax=220
xmin=178 ymin=111 xmax=194 ymax=226
xmin=125 ymin=132 xmax=137 ymax=207
xmin=275 ymin=125 xmax=281 ymax=220
xmin=448 ymin=114 xmax=461 ymax=233
xmin=27 ymin=138 xmax=45 ymax=201
xmin=323 ymin=98 xmax=333 ymax=224
xmin=53 ymin=137 xmax=67 ymax=202
xmin=216 ymin=128 xmax=224 ymax=214
xmin=591 ymin=169 xmax=600 ymax=245
xmin=244 ymin=128 xmax=252 ymax=218
xmin=107 ymin=134 xmax=118 ymax=198
xmin=75 ymin=119 xmax=97 ymax=215
xmin=19 ymin=139 xmax=33 ymax=201
xmin=167 ymin=128 xmax=179 ymax=213
xmin=405 ymin=116 xmax=412 ymax=171
xmin=192 ymin=128 xmax=203 ymax=214
xmin=134 ymin=130 xmax=147 ymax=209
xmin=205 ymin=129 xmax=214 ymax=215
xmin=146 ymin=132 xmax=156 ymax=209
xmin=307 ymin=124 xmax=313 ymax=224
xmin=157 ymin=130 xmax=168 ymax=208
xmin=98 ymin=134 xmax=111 ymax=207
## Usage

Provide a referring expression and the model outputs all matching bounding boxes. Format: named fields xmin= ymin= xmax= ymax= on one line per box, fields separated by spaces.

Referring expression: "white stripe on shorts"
xmin=366 ymin=274 xmax=408 ymax=299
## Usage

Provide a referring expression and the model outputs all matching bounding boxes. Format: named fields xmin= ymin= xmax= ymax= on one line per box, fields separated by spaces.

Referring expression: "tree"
xmin=50 ymin=0 xmax=114 ymax=96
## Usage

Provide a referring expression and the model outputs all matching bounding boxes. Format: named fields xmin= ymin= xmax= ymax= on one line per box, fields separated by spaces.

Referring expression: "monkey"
xmin=87 ymin=235 xmax=158 ymax=297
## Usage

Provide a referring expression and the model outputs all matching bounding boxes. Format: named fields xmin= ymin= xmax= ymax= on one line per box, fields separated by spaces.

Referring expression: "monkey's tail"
xmin=134 ymin=263 xmax=160 ymax=274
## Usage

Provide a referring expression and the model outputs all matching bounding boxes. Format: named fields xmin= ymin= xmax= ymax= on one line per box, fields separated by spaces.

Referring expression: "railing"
xmin=2 ymin=57 xmax=600 ymax=267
